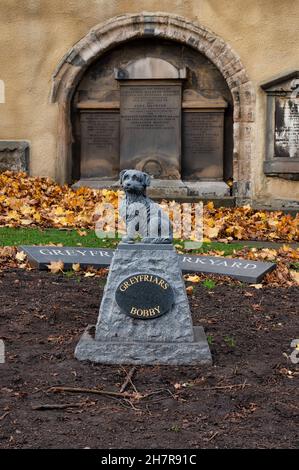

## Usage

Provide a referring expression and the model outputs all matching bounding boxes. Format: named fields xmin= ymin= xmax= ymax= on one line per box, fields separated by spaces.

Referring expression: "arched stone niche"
xmin=51 ymin=13 xmax=255 ymax=202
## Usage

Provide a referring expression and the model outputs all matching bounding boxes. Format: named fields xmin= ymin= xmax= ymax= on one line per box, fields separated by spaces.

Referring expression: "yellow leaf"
xmin=290 ymin=270 xmax=299 ymax=285
xmin=77 ymin=230 xmax=87 ymax=237
xmin=54 ymin=207 xmax=65 ymax=216
xmin=205 ymin=226 xmax=220 ymax=239
xmin=184 ymin=275 xmax=200 ymax=283
xmin=15 ymin=251 xmax=27 ymax=262
xmin=72 ymin=263 xmax=81 ymax=272
xmin=20 ymin=218 xmax=33 ymax=226
xmin=84 ymin=272 xmax=96 ymax=277
xmin=47 ymin=260 xmax=64 ymax=274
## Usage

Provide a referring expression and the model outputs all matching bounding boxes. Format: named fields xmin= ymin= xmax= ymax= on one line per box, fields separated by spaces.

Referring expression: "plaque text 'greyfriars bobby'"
xmin=115 ymin=273 xmax=174 ymax=319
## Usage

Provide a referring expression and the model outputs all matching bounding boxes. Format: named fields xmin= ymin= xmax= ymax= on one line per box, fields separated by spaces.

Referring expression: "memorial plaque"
xmin=19 ymin=245 xmax=113 ymax=269
xmin=182 ymin=111 xmax=224 ymax=179
xmin=120 ymin=84 xmax=181 ymax=178
xmin=275 ymin=97 xmax=299 ymax=158
xmin=115 ymin=273 xmax=174 ymax=320
xmin=80 ymin=111 xmax=119 ymax=178
xmin=20 ymin=245 xmax=275 ymax=283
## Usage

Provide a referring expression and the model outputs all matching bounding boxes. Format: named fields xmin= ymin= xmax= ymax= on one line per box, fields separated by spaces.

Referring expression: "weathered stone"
xmin=20 ymin=244 xmax=276 ymax=283
xmin=75 ymin=324 xmax=211 ymax=365
xmin=0 ymin=141 xmax=29 ymax=173
xmin=50 ymin=13 xmax=254 ymax=201
xmin=75 ymin=243 xmax=212 ymax=365
xmin=185 ymin=181 xmax=230 ymax=197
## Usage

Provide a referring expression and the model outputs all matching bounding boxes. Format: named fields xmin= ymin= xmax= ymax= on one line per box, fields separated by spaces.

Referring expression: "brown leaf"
xmin=46 ymin=260 xmax=64 ymax=274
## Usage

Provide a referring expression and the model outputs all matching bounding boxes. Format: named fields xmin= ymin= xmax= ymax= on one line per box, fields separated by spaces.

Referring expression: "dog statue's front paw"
xmin=142 ymin=237 xmax=172 ymax=244
xmin=120 ymin=236 xmax=135 ymax=244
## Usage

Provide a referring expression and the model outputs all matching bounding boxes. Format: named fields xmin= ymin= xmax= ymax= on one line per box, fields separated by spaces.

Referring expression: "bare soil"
xmin=0 ymin=270 xmax=298 ymax=449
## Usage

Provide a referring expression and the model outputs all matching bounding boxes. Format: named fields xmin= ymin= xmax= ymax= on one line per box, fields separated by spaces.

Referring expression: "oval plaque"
xmin=115 ymin=273 xmax=174 ymax=320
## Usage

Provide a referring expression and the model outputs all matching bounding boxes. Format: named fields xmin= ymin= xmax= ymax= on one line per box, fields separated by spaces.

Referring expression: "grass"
xmin=202 ymin=279 xmax=216 ymax=289
xmin=0 ymin=227 xmax=119 ymax=249
xmin=0 ymin=226 xmax=247 ymax=255
xmin=224 ymin=336 xmax=236 ymax=348
xmin=291 ymin=262 xmax=299 ymax=271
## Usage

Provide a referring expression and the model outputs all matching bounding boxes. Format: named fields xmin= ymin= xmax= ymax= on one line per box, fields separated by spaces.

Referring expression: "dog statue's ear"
xmin=143 ymin=172 xmax=151 ymax=187
xmin=119 ymin=169 xmax=128 ymax=184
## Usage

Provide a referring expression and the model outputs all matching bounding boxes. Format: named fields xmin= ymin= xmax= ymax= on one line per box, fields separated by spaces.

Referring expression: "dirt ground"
xmin=0 ymin=269 xmax=298 ymax=449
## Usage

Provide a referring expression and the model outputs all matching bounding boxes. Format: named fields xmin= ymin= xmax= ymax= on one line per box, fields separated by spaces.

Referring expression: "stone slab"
xmin=182 ymin=111 xmax=224 ymax=179
xmin=120 ymin=83 xmax=182 ymax=179
xmin=0 ymin=140 xmax=29 ymax=173
xmin=19 ymin=245 xmax=113 ymax=269
xmin=19 ymin=245 xmax=276 ymax=283
xmin=80 ymin=111 xmax=119 ymax=179
xmin=185 ymin=181 xmax=230 ymax=197
xmin=180 ymin=254 xmax=275 ymax=283
xmin=75 ymin=325 xmax=212 ymax=365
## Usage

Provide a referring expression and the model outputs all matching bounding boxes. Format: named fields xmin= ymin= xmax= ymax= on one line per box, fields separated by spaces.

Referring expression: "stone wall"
xmin=0 ymin=1 xmax=298 ymax=206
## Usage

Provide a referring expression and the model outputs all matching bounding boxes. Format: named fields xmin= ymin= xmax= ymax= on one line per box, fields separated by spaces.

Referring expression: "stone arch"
xmin=51 ymin=12 xmax=255 ymax=202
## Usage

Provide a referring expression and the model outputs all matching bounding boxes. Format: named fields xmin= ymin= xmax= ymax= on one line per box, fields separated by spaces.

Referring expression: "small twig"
xmin=120 ymin=367 xmax=137 ymax=393
xmin=241 ymin=379 xmax=247 ymax=390
xmin=141 ymin=388 xmax=173 ymax=399
xmin=32 ymin=403 xmax=84 ymax=411
xmin=48 ymin=386 xmax=135 ymax=399
xmin=201 ymin=383 xmax=250 ymax=391
xmin=0 ymin=411 xmax=10 ymax=421
xmin=207 ymin=431 xmax=220 ymax=441
xmin=124 ymin=399 xmax=142 ymax=412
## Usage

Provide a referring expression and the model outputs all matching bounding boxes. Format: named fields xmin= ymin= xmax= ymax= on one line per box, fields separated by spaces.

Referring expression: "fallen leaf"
xmin=47 ymin=260 xmax=64 ymax=274
xmin=184 ymin=275 xmax=201 ymax=283
xmin=244 ymin=292 xmax=254 ymax=297
xmin=84 ymin=272 xmax=96 ymax=278
xmin=186 ymin=286 xmax=194 ymax=295
xmin=15 ymin=251 xmax=27 ymax=262
xmin=290 ymin=270 xmax=299 ymax=285
xmin=77 ymin=230 xmax=87 ymax=237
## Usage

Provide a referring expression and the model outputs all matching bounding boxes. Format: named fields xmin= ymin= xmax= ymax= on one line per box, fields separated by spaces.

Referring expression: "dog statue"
xmin=119 ymin=169 xmax=173 ymax=244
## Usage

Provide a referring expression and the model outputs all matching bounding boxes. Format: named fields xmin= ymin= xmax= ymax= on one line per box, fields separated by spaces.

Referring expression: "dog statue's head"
xmin=119 ymin=169 xmax=151 ymax=194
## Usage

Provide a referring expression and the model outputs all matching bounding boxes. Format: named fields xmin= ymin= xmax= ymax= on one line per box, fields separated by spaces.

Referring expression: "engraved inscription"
xmin=80 ymin=112 xmax=119 ymax=178
xmin=182 ymin=112 xmax=224 ymax=179
xmin=115 ymin=273 xmax=174 ymax=320
xmin=120 ymin=84 xmax=181 ymax=179
xmin=275 ymin=98 xmax=299 ymax=158
xmin=121 ymin=86 xmax=180 ymax=130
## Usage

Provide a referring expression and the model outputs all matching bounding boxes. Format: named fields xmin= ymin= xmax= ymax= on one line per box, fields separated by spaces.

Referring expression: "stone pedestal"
xmin=75 ymin=244 xmax=212 ymax=365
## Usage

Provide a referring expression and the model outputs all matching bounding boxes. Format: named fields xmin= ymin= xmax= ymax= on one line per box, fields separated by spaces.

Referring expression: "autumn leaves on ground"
xmin=0 ymin=171 xmax=298 ymax=449
xmin=0 ymin=171 xmax=298 ymax=286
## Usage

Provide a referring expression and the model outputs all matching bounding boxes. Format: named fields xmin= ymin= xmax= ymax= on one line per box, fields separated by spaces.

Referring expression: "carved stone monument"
xmin=262 ymin=71 xmax=299 ymax=180
xmin=75 ymin=244 xmax=212 ymax=365
xmin=75 ymin=170 xmax=212 ymax=365
xmin=72 ymin=42 xmax=232 ymax=197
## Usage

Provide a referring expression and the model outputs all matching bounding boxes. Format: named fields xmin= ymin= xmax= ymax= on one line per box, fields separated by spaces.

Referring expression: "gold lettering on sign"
xmin=119 ymin=275 xmax=169 ymax=292
xmin=130 ymin=306 xmax=161 ymax=317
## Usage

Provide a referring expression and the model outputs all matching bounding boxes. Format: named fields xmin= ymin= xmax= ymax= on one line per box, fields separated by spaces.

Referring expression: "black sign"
xmin=115 ymin=273 xmax=174 ymax=320
xmin=19 ymin=245 xmax=276 ymax=283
